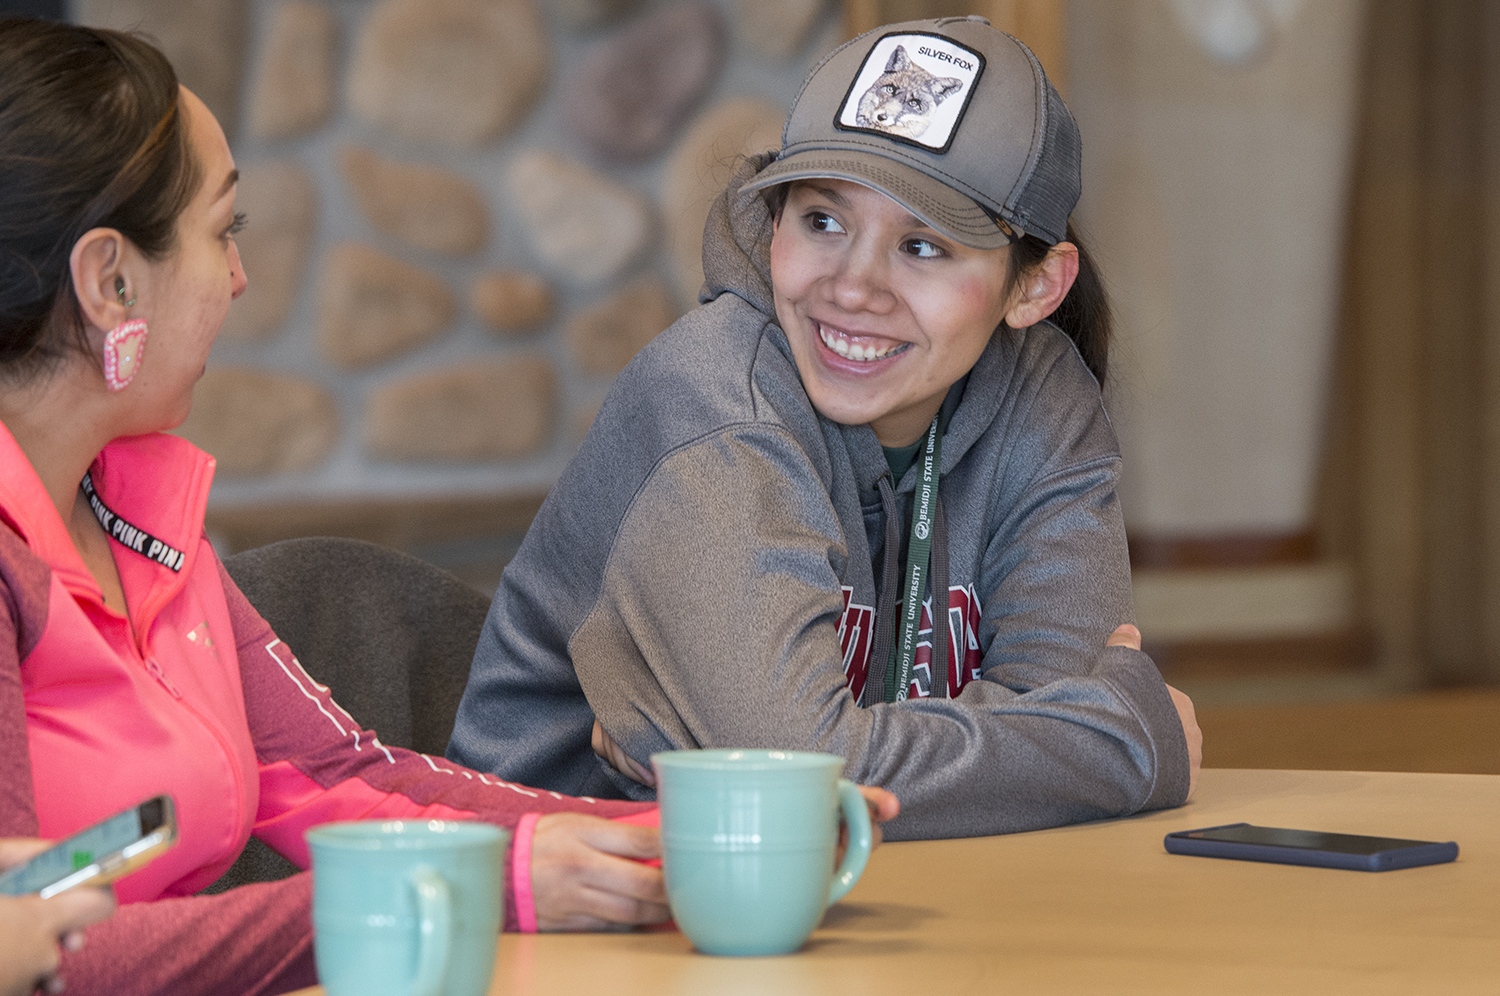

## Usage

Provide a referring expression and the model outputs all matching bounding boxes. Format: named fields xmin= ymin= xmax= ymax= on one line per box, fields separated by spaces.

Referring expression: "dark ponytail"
xmin=0 ymin=17 xmax=198 ymax=379
xmin=1005 ymin=220 xmax=1112 ymax=386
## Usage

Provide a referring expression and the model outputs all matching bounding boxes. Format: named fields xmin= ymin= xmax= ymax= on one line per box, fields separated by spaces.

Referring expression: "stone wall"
xmin=72 ymin=0 xmax=832 ymax=576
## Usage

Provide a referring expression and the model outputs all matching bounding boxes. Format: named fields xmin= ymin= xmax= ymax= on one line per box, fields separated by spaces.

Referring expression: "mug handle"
xmin=827 ymin=779 xmax=873 ymax=905
xmin=409 ymin=866 xmax=452 ymax=996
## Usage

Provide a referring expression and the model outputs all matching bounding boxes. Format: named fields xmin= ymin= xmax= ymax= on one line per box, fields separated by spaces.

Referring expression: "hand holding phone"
xmin=0 ymin=796 xmax=177 ymax=898
xmin=0 ymin=840 xmax=117 ymax=996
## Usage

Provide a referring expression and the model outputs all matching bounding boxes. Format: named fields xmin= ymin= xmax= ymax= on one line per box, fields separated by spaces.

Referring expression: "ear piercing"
xmin=105 ymin=276 xmax=145 ymax=390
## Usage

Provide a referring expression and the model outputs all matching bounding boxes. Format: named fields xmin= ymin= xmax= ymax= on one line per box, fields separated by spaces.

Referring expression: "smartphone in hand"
xmin=0 ymin=795 xmax=177 ymax=898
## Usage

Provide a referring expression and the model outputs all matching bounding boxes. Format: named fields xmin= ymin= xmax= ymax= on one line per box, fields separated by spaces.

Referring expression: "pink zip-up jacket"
xmin=0 ymin=425 xmax=653 ymax=996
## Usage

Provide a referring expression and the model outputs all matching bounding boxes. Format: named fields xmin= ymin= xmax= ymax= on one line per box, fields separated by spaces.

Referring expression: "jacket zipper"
xmin=142 ymin=654 xmax=183 ymax=699
xmin=127 ymin=622 xmax=250 ymax=855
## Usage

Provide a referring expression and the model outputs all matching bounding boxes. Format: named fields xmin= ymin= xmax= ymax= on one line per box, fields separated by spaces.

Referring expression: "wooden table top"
xmin=292 ymin=768 xmax=1500 ymax=995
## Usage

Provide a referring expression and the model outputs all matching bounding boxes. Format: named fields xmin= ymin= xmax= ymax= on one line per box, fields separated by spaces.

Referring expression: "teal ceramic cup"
xmin=307 ymin=819 xmax=506 ymax=996
xmin=653 ymin=749 xmax=873 ymax=956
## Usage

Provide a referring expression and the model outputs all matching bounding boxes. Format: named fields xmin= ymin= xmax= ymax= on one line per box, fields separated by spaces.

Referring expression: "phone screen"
xmin=0 ymin=803 xmax=156 ymax=896
xmin=1179 ymin=824 xmax=1432 ymax=855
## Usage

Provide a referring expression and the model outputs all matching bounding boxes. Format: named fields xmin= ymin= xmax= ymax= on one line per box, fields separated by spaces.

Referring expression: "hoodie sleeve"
xmin=960 ymin=446 xmax=1192 ymax=818
xmin=575 ymin=415 xmax=1189 ymax=841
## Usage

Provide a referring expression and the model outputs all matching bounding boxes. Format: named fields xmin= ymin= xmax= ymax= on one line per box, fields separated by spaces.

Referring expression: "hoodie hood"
xmin=700 ymin=152 xmax=780 ymax=317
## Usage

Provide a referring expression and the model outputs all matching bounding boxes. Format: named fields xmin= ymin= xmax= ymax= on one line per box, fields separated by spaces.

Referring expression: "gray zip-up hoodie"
xmin=448 ymin=154 xmax=1190 ymax=840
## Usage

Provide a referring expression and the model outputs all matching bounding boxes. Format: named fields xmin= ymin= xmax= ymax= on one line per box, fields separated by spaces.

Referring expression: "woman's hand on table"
xmin=530 ymin=813 xmax=669 ymax=931
xmin=0 ymin=838 xmax=116 ymax=996
xmin=1108 ymin=624 xmax=1202 ymax=799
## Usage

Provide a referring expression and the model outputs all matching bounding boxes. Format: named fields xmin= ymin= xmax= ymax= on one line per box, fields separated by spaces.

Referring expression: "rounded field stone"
xmin=472 ymin=272 xmax=555 ymax=333
xmin=319 ymin=243 xmax=456 ymax=368
xmin=247 ymin=0 xmax=339 ymax=139
xmin=176 ymin=367 xmax=339 ymax=476
xmin=566 ymin=278 xmax=679 ymax=375
xmin=348 ymin=0 xmax=549 ymax=147
xmin=664 ymin=98 xmax=784 ymax=304
xmin=563 ymin=1 xmax=725 ymax=163
xmin=340 ymin=146 xmax=489 ymax=257
xmin=733 ymin=0 xmax=826 ymax=59
xmin=76 ymin=0 xmax=247 ymax=136
xmin=219 ymin=161 xmax=317 ymax=341
xmin=507 ymin=151 xmax=652 ymax=287
xmin=365 ymin=356 xmax=557 ymax=461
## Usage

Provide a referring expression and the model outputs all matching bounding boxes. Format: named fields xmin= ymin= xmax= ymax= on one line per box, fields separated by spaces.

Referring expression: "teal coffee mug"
xmin=653 ymin=749 xmax=872 ymax=956
xmin=307 ymin=819 xmax=506 ymax=996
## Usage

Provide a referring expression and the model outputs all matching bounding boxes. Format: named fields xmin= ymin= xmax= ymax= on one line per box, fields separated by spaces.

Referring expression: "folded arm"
xmin=578 ymin=426 xmax=1191 ymax=840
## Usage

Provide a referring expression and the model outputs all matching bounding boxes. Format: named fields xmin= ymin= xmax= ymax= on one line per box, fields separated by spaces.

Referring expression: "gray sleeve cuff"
xmin=1096 ymin=644 xmax=1192 ymax=812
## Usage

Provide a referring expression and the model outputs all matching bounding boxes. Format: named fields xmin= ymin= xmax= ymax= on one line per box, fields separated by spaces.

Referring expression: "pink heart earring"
xmin=104 ymin=319 xmax=148 ymax=391
xmin=104 ymin=277 xmax=146 ymax=391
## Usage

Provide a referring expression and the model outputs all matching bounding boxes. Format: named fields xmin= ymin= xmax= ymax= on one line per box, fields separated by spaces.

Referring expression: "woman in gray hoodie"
xmin=449 ymin=17 xmax=1202 ymax=841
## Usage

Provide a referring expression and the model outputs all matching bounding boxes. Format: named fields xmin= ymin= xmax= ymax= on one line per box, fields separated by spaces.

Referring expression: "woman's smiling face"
xmin=769 ymin=178 xmax=1016 ymax=447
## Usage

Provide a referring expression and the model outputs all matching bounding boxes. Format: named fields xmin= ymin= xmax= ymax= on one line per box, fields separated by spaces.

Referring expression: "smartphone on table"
xmin=1165 ymin=822 xmax=1458 ymax=872
xmin=0 ymin=795 xmax=177 ymax=898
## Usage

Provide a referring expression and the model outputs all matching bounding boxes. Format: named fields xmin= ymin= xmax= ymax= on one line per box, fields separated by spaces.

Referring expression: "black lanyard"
xmin=80 ymin=472 xmax=185 ymax=572
xmin=886 ymin=415 xmax=941 ymax=702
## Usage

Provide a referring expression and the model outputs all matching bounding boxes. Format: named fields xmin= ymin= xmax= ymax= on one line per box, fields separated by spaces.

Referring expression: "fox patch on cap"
xmin=743 ymin=16 xmax=1080 ymax=247
xmin=835 ymin=32 xmax=985 ymax=153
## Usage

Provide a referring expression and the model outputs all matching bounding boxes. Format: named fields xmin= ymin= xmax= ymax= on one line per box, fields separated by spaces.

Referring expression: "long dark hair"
xmin=1005 ymin=220 xmax=1112 ymax=386
xmin=0 ymin=17 xmax=199 ymax=378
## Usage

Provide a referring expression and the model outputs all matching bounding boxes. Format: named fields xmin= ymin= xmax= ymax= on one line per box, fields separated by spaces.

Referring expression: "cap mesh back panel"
xmin=1013 ymin=82 xmax=1082 ymax=244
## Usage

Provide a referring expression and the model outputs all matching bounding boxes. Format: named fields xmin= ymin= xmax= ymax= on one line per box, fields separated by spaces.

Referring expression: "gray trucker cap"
xmin=742 ymin=16 xmax=1080 ymax=248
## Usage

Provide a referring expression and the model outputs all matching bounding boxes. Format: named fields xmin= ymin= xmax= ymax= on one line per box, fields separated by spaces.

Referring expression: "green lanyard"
xmin=886 ymin=415 xmax=941 ymax=703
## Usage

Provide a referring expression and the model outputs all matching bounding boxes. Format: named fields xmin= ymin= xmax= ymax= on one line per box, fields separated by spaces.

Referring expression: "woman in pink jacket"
xmin=0 ymin=16 xmax=665 ymax=993
xmin=0 ymin=18 xmax=907 ymax=996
